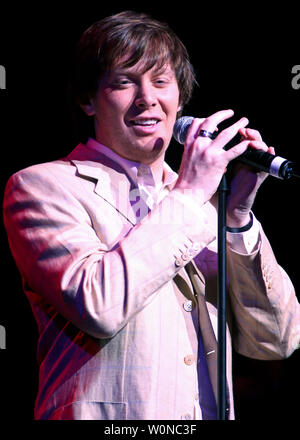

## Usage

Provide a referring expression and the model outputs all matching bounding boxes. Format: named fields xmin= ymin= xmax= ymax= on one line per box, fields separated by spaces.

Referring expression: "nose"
xmin=134 ymin=82 xmax=157 ymax=109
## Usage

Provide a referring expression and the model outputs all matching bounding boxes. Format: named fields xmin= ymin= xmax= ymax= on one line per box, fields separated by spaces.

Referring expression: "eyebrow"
xmin=111 ymin=64 xmax=175 ymax=78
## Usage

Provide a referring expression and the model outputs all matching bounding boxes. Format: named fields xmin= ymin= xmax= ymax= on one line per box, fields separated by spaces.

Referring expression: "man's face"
xmin=84 ymin=60 xmax=181 ymax=165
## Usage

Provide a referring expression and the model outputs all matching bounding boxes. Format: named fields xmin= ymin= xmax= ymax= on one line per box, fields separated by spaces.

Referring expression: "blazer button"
xmin=183 ymin=300 xmax=194 ymax=312
xmin=184 ymin=354 xmax=195 ymax=365
xmin=192 ymin=242 xmax=200 ymax=253
xmin=181 ymin=413 xmax=192 ymax=420
xmin=175 ymin=258 xmax=183 ymax=267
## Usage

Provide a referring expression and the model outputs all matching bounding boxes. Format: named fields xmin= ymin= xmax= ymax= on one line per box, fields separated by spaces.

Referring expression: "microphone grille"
xmin=173 ymin=116 xmax=194 ymax=144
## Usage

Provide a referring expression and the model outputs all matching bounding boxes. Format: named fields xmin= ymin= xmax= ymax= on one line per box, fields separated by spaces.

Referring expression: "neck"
xmin=92 ymin=136 xmax=166 ymax=185
xmin=141 ymin=154 xmax=165 ymax=185
xmin=145 ymin=154 xmax=165 ymax=186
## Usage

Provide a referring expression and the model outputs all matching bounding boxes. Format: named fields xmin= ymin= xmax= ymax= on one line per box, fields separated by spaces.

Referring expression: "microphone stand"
xmin=216 ymin=167 xmax=299 ymax=421
xmin=217 ymin=174 xmax=230 ymax=420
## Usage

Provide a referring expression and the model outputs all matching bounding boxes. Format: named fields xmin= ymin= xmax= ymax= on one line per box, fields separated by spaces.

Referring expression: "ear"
xmin=80 ymin=99 xmax=96 ymax=117
xmin=177 ymin=104 xmax=183 ymax=116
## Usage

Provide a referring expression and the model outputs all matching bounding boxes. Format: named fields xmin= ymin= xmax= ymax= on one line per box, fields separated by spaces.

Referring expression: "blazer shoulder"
xmin=13 ymin=156 xmax=84 ymax=178
xmin=3 ymin=159 xmax=77 ymax=196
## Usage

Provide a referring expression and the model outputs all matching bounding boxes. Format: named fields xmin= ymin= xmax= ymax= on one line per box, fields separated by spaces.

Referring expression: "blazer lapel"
xmin=70 ymin=156 xmax=138 ymax=226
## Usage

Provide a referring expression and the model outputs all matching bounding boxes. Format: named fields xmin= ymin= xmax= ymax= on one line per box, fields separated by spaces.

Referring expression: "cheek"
xmin=101 ymin=89 xmax=133 ymax=116
xmin=162 ymin=87 xmax=180 ymax=116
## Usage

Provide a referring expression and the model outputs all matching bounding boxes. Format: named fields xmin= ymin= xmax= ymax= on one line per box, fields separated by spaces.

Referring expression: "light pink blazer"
xmin=3 ymin=143 xmax=299 ymax=420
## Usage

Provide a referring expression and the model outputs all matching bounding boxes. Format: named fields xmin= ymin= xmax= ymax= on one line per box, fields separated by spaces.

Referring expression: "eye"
xmin=112 ymin=77 xmax=133 ymax=88
xmin=153 ymin=76 xmax=171 ymax=87
xmin=119 ymin=79 xmax=131 ymax=85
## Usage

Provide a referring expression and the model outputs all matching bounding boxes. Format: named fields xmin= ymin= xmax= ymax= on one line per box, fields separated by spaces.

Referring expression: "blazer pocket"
xmin=51 ymin=401 xmax=127 ymax=420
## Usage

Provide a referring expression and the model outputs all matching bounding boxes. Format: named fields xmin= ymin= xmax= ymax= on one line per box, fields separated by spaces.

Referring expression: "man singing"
xmin=3 ymin=11 xmax=299 ymax=420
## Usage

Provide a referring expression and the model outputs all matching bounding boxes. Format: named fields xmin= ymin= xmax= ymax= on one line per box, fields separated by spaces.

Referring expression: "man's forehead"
xmin=111 ymin=60 xmax=175 ymax=76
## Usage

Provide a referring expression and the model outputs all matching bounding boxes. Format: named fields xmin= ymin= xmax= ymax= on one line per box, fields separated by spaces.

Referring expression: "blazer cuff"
xmin=226 ymin=212 xmax=261 ymax=255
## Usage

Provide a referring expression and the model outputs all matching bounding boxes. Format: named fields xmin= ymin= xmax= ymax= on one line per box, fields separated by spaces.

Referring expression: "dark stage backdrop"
xmin=0 ymin=2 xmax=299 ymax=428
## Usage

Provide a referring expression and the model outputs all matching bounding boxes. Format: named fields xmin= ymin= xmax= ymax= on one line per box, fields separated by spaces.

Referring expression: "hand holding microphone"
xmin=173 ymin=110 xmax=254 ymax=205
xmin=172 ymin=109 xmax=280 ymax=228
xmin=174 ymin=113 xmax=299 ymax=180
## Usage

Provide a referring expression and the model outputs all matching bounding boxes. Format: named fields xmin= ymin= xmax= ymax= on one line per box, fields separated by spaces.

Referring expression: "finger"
xmin=238 ymin=127 xmax=263 ymax=141
xmin=200 ymin=109 xmax=235 ymax=132
xmin=247 ymin=140 xmax=269 ymax=151
xmin=185 ymin=117 xmax=206 ymax=145
xmin=225 ymin=139 xmax=250 ymax=162
xmin=214 ymin=117 xmax=249 ymax=148
xmin=186 ymin=110 xmax=235 ymax=146
xmin=268 ymin=146 xmax=275 ymax=155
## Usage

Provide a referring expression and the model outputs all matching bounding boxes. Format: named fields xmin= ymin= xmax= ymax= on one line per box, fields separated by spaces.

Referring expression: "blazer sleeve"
xmin=3 ymin=164 xmax=216 ymax=339
xmin=226 ymin=225 xmax=300 ymax=360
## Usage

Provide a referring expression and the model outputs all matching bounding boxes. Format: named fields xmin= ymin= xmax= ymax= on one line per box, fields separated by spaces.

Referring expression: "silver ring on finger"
xmin=199 ymin=129 xmax=218 ymax=140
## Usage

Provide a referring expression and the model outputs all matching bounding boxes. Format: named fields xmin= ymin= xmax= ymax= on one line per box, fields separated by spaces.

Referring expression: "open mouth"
xmin=129 ymin=118 xmax=161 ymax=127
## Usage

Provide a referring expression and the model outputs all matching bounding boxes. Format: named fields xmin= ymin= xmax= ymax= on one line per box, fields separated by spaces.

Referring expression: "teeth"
xmin=132 ymin=119 xmax=158 ymax=126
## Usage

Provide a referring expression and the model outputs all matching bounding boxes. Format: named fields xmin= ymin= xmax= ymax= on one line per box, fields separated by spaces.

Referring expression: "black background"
xmin=0 ymin=1 xmax=299 ymax=428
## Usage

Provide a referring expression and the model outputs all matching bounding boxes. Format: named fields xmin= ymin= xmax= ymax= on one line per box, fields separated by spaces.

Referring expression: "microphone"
xmin=173 ymin=116 xmax=300 ymax=180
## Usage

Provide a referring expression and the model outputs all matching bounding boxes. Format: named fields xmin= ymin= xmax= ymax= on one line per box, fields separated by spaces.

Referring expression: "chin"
xmin=138 ymin=138 xmax=166 ymax=160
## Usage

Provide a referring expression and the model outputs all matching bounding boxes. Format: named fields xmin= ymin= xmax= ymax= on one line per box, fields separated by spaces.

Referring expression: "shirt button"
xmin=183 ymin=300 xmax=194 ymax=312
xmin=184 ymin=354 xmax=195 ymax=366
xmin=181 ymin=413 xmax=192 ymax=420
xmin=139 ymin=164 xmax=148 ymax=175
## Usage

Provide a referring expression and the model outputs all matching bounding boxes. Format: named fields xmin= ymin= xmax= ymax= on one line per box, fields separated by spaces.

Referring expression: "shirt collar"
xmin=85 ymin=137 xmax=177 ymax=190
